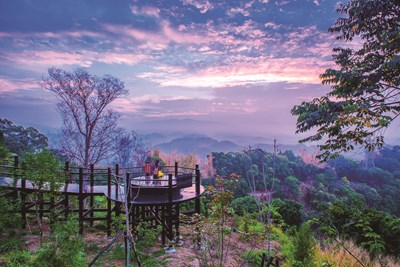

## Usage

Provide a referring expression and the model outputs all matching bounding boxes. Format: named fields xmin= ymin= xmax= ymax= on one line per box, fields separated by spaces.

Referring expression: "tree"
xmin=41 ymin=68 xmax=128 ymax=168
xmin=292 ymin=0 xmax=400 ymax=160
xmin=115 ymin=130 xmax=150 ymax=168
xmin=0 ymin=117 xmax=48 ymax=155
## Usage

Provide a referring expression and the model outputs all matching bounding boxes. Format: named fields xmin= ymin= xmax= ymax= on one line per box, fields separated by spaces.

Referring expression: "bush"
xmin=5 ymin=250 xmax=32 ymax=267
xmin=291 ymin=223 xmax=316 ymax=267
xmin=135 ymin=222 xmax=162 ymax=255
xmin=243 ymin=249 xmax=268 ymax=267
xmin=231 ymin=196 xmax=260 ymax=216
xmin=32 ymin=217 xmax=86 ymax=267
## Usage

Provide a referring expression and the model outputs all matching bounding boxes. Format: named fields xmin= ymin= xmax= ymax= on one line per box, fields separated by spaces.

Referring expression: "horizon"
xmin=1 ymin=0 xmax=399 ymax=146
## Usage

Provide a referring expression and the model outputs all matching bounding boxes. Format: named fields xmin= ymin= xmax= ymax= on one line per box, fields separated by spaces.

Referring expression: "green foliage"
xmin=284 ymin=176 xmax=301 ymax=200
xmin=279 ymin=223 xmax=316 ymax=267
xmin=291 ymin=0 xmax=400 ymax=160
xmin=274 ymin=199 xmax=302 ymax=228
xmin=231 ymin=195 xmax=259 ymax=216
xmin=242 ymin=249 xmax=268 ymax=267
xmin=0 ymin=236 xmax=23 ymax=254
xmin=291 ymin=223 xmax=316 ymax=267
xmin=0 ymin=194 xmax=21 ymax=234
xmin=32 ymin=217 xmax=86 ymax=267
xmin=135 ymin=222 xmax=162 ymax=255
xmin=0 ymin=144 xmax=9 ymax=158
xmin=0 ymin=118 xmax=48 ymax=155
xmin=316 ymin=201 xmax=400 ymax=258
xmin=4 ymin=250 xmax=32 ymax=267
xmin=23 ymin=150 xmax=63 ymax=191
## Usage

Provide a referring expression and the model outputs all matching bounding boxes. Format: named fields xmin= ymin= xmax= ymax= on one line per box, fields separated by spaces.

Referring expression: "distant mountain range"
xmin=150 ymin=134 xmax=318 ymax=158
xmin=27 ymin=123 xmax=319 ymax=158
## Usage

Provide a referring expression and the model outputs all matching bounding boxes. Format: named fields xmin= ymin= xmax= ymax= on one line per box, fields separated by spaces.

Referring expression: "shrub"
xmin=243 ymin=249 xmax=268 ymax=267
xmin=5 ymin=250 xmax=32 ymax=267
xmin=292 ymin=223 xmax=316 ymax=267
xmin=32 ymin=217 xmax=86 ymax=267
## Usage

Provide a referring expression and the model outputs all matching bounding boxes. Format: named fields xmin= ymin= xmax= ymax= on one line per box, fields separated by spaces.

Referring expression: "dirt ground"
xmin=17 ymin=219 xmax=277 ymax=267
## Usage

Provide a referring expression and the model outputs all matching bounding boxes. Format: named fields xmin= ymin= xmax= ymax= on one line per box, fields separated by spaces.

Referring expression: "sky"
xmin=2 ymin=0 xmax=393 ymax=146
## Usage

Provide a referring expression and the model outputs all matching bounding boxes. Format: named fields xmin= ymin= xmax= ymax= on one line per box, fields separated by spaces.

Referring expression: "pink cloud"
xmin=0 ymin=78 xmax=39 ymax=92
xmin=227 ymin=7 xmax=250 ymax=17
xmin=103 ymin=22 xmax=207 ymax=46
xmin=182 ymin=0 xmax=214 ymax=13
xmin=138 ymin=56 xmax=329 ymax=88
xmin=0 ymin=30 xmax=105 ymax=39
xmin=7 ymin=50 xmax=147 ymax=68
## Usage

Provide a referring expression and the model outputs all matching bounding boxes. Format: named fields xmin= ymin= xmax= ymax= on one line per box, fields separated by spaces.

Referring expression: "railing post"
xmin=115 ymin=163 xmax=120 ymax=216
xmin=126 ymin=172 xmax=131 ymax=202
xmin=21 ymin=162 xmax=26 ymax=229
xmin=13 ymin=155 xmax=19 ymax=180
xmin=107 ymin=167 xmax=112 ymax=236
xmin=168 ymin=173 xmax=173 ymax=240
xmin=125 ymin=172 xmax=131 ymax=234
xmin=195 ymin=164 xmax=200 ymax=214
xmin=64 ymin=161 xmax=70 ymax=219
xmin=115 ymin=164 xmax=119 ymax=201
xmin=174 ymin=162 xmax=178 ymax=177
xmin=90 ymin=164 xmax=94 ymax=227
xmin=79 ymin=167 xmax=84 ymax=235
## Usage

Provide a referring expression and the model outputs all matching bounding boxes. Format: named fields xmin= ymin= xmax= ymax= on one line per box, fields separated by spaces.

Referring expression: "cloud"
xmin=137 ymin=56 xmax=329 ymax=88
xmin=130 ymin=5 xmax=160 ymax=17
xmin=182 ymin=0 xmax=214 ymax=13
xmin=227 ymin=7 xmax=250 ymax=17
xmin=0 ymin=30 xmax=105 ymax=39
xmin=103 ymin=22 xmax=206 ymax=46
xmin=0 ymin=78 xmax=40 ymax=92
xmin=4 ymin=50 xmax=147 ymax=68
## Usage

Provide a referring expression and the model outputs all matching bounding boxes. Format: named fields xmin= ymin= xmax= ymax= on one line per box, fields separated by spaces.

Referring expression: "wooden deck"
xmin=0 ymin=158 xmax=204 ymax=242
xmin=0 ymin=176 xmax=204 ymax=205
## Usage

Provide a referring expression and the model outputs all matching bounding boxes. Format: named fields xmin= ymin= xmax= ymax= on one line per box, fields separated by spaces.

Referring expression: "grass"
xmin=314 ymin=239 xmax=400 ymax=267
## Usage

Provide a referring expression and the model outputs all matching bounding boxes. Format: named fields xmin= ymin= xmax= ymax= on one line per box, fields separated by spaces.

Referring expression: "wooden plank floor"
xmin=0 ymin=176 xmax=204 ymax=205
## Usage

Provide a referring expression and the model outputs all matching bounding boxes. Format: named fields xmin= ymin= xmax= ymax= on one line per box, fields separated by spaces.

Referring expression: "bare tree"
xmin=41 ymin=67 xmax=128 ymax=169
xmin=115 ymin=131 xmax=150 ymax=169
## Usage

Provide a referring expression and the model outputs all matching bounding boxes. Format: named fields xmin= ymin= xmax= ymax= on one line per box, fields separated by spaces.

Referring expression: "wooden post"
xmin=39 ymin=192 xmax=44 ymax=219
xmin=115 ymin=163 xmax=119 ymax=202
xmin=195 ymin=164 xmax=200 ymax=214
xmin=13 ymin=156 xmax=19 ymax=179
xmin=126 ymin=172 xmax=132 ymax=231
xmin=161 ymin=205 xmax=166 ymax=246
xmin=175 ymin=204 xmax=180 ymax=243
xmin=168 ymin=173 xmax=173 ymax=240
xmin=64 ymin=161 xmax=70 ymax=219
xmin=115 ymin=164 xmax=121 ymax=218
xmin=141 ymin=205 xmax=145 ymax=220
xmin=107 ymin=168 xmax=112 ymax=236
xmin=21 ymin=162 xmax=26 ymax=229
xmin=79 ymin=167 xmax=84 ymax=235
xmin=90 ymin=164 xmax=94 ymax=227
xmin=126 ymin=172 xmax=131 ymax=202
xmin=174 ymin=162 xmax=178 ymax=177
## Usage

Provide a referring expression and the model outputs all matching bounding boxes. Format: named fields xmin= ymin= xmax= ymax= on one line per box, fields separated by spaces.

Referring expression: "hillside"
xmin=154 ymin=136 xmax=242 ymax=157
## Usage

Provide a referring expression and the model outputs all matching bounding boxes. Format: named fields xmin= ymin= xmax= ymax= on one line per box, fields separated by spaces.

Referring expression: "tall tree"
xmin=0 ymin=117 xmax=48 ymax=155
xmin=41 ymin=68 xmax=128 ymax=168
xmin=292 ymin=0 xmax=400 ymax=160
xmin=115 ymin=131 xmax=149 ymax=168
